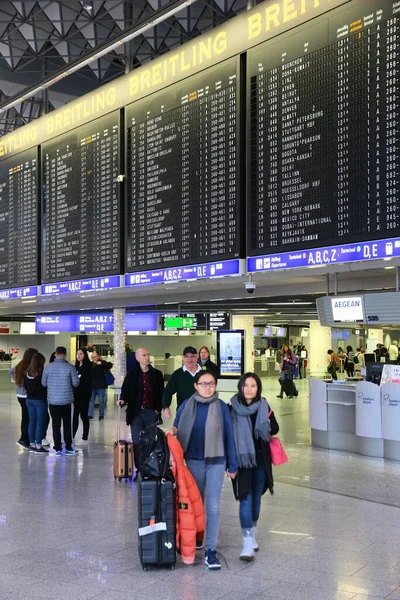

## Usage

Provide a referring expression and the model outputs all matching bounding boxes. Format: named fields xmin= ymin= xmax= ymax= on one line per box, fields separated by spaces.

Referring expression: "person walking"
xmin=73 ymin=348 xmax=92 ymax=446
xmin=42 ymin=346 xmax=79 ymax=456
xmin=327 ymin=349 xmax=340 ymax=380
xmin=198 ymin=346 xmax=219 ymax=378
xmin=10 ymin=347 xmax=37 ymax=449
xmin=24 ymin=352 xmax=49 ymax=455
xmin=162 ymin=346 xmax=201 ymax=420
xmin=344 ymin=345 xmax=355 ymax=377
xmin=88 ymin=352 xmax=113 ymax=421
xmin=168 ymin=370 xmax=238 ymax=570
xmin=117 ymin=347 xmax=164 ymax=481
xmin=230 ymin=373 xmax=279 ymax=561
xmin=277 ymin=345 xmax=297 ymax=398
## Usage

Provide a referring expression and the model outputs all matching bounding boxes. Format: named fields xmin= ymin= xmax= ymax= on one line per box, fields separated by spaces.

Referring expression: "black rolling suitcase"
xmin=282 ymin=377 xmax=298 ymax=398
xmin=138 ymin=479 xmax=176 ymax=570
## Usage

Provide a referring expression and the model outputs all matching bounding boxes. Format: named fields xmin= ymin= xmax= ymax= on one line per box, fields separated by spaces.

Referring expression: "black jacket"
xmin=232 ymin=410 xmax=279 ymax=500
xmin=120 ymin=365 xmax=164 ymax=425
xmin=24 ymin=374 xmax=47 ymax=401
xmin=198 ymin=358 xmax=219 ymax=379
xmin=91 ymin=360 xmax=112 ymax=389
xmin=74 ymin=361 xmax=92 ymax=401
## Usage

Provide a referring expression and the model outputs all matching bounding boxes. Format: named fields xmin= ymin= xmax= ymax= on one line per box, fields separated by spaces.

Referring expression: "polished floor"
xmin=1 ymin=377 xmax=400 ymax=600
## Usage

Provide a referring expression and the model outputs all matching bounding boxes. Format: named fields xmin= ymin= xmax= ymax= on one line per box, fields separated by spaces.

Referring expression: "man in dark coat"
xmin=118 ymin=348 xmax=164 ymax=481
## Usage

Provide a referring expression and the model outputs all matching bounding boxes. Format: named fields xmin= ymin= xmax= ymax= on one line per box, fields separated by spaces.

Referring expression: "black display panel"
xmin=0 ymin=149 xmax=37 ymax=288
xmin=42 ymin=112 xmax=120 ymax=282
xmin=126 ymin=58 xmax=240 ymax=271
xmin=248 ymin=0 xmax=400 ymax=256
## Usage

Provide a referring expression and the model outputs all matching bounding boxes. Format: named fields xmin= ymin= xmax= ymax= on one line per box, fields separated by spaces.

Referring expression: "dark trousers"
xmin=17 ymin=396 xmax=30 ymax=444
xmin=130 ymin=408 xmax=158 ymax=470
xmin=49 ymin=404 xmax=73 ymax=451
xmin=73 ymin=395 xmax=90 ymax=440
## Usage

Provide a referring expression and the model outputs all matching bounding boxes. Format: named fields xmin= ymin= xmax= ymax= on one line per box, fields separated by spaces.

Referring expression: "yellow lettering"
xmin=180 ymin=50 xmax=191 ymax=72
xmin=106 ymin=87 xmax=115 ymax=107
xmin=265 ymin=4 xmax=280 ymax=31
xmin=248 ymin=13 xmax=262 ymax=40
xmin=313 ymin=0 xmax=321 ymax=7
xmin=129 ymin=75 xmax=139 ymax=97
xmin=168 ymin=53 xmax=179 ymax=76
xmin=214 ymin=31 xmax=227 ymax=55
xmin=14 ymin=135 xmax=20 ymax=151
xmin=198 ymin=38 xmax=212 ymax=64
xmin=63 ymin=108 xmax=70 ymax=127
xmin=75 ymin=102 xmax=82 ymax=121
xmin=141 ymin=69 xmax=151 ymax=90
xmin=152 ymin=63 xmax=162 ymax=85
xmin=163 ymin=58 xmax=168 ymax=80
xmin=192 ymin=44 xmax=197 ymax=67
xmin=23 ymin=129 xmax=30 ymax=147
xmin=55 ymin=112 xmax=63 ymax=131
xmin=83 ymin=100 xmax=91 ymax=118
xmin=283 ymin=0 xmax=297 ymax=22
xmin=300 ymin=0 xmax=307 ymax=14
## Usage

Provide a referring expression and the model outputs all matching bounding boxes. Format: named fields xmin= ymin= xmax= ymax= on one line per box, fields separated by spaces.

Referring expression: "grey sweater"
xmin=42 ymin=358 xmax=79 ymax=405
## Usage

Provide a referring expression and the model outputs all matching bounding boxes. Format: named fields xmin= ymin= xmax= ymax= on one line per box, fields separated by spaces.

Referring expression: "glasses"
xmin=197 ymin=381 xmax=216 ymax=388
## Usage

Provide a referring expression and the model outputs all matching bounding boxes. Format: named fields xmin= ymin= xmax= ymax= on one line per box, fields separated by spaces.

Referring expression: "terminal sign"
xmin=331 ymin=296 xmax=364 ymax=323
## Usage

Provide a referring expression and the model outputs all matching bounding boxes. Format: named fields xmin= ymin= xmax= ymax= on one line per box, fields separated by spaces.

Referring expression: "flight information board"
xmin=0 ymin=149 xmax=37 ymax=288
xmin=248 ymin=0 xmax=400 ymax=257
xmin=126 ymin=58 xmax=240 ymax=271
xmin=42 ymin=112 xmax=120 ymax=282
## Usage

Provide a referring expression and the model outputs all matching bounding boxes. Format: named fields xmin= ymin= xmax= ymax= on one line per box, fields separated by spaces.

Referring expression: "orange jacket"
xmin=166 ymin=433 xmax=205 ymax=565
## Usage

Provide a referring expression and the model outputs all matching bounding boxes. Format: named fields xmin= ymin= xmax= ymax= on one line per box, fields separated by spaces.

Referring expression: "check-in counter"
xmin=309 ymin=378 xmax=400 ymax=460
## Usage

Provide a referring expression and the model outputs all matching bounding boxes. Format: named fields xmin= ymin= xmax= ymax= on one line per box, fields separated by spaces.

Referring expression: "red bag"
xmin=269 ymin=437 xmax=288 ymax=466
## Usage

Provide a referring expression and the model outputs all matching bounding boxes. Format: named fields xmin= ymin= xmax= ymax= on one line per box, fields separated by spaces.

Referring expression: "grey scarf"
xmin=230 ymin=395 xmax=271 ymax=468
xmin=177 ymin=392 xmax=224 ymax=460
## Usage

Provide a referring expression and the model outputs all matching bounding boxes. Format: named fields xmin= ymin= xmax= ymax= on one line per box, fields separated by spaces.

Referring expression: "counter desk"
xmin=309 ymin=379 xmax=400 ymax=461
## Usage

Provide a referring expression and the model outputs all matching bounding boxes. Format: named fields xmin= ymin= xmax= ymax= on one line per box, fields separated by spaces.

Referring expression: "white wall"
xmin=1 ymin=334 xmax=73 ymax=363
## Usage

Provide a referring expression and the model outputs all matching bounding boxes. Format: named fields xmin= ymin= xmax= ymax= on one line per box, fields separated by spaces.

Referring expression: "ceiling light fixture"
xmin=0 ymin=0 xmax=196 ymax=115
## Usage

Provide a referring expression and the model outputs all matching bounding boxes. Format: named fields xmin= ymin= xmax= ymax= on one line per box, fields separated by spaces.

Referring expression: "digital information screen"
xmin=0 ymin=149 xmax=37 ymax=288
xmin=248 ymin=0 xmax=400 ymax=268
xmin=42 ymin=112 xmax=120 ymax=283
xmin=217 ymin=330 xmax=244 ymax=378
xmin=126 ymin=58 xmax=240 ymax=272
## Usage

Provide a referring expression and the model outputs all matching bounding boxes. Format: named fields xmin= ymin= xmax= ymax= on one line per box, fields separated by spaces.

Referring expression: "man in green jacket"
xmin=162 ymin=346 xmax=201 ymax=420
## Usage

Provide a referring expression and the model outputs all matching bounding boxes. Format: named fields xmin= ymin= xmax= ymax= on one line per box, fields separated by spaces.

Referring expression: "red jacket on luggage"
xmin=166 ymin=433 xmax=205 ymax=565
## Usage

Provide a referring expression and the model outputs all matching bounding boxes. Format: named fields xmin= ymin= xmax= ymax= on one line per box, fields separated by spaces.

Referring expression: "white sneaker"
xmin=240 ymin=531 xmax=255 ymax=562
xmin=251 ymin=526 xmax=259 ymax=551
xmin=42 ymin=438 xmax=50 ymax=447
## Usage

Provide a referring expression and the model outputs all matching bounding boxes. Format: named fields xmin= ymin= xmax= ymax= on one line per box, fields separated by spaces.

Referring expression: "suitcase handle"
xmin=116 ymin=404 xmax=122 ymax=443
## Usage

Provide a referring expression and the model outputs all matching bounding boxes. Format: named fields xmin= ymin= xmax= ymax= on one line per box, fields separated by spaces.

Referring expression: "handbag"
xmin=267 ymin=409 xmax=287 ymax=466
xmin=104 ymin=370 xmax=115 ymax=386
xmin=269 ymin=437 xmax=288 ymax=466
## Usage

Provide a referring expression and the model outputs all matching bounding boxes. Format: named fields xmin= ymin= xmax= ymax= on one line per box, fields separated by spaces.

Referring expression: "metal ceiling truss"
xmin=0 ymin=0 xmax=252 ymax=135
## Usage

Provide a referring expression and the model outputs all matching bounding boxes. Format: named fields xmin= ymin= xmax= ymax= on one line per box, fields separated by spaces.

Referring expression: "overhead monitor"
xmin=276 ymin=327 xmax=287 ymax=337
xmin=20 ymin=322 xmax=35 ymax=335
xmin=217 ymin=330 xmax=244 ymax=378
xmin=331 ymin=296 xmax=364 ymax=323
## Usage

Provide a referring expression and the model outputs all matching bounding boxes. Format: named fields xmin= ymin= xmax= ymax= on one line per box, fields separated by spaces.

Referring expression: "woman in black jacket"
xmin=24 ymin=352 xmax=48 ymax=454
xmin=73 ymin=349 xmax=92 ymax=444
xmin=230 ymin=372 xmax=279 ymax=562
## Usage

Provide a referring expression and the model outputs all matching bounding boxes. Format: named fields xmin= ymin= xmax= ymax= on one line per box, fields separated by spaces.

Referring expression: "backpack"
xmin=353 ymin=354 xmax=359 ymax=365
xmin=139 ymin=424 xmax=173 ymax=481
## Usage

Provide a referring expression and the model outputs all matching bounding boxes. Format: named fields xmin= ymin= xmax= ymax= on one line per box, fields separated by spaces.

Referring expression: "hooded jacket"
xmin=166 ymin=434 xmax=205 ymax=565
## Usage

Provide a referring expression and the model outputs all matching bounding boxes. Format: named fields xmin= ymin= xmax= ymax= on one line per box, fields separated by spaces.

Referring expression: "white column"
xmin=113 ymin=308 xmax=126 ymax=390
xmin=231 ymin=315 xmax=254 ymax=372
xmin=309 ymin=321 xmax=332 ymax=377
xmin=368 ymin=329 xmax=383 ymax=352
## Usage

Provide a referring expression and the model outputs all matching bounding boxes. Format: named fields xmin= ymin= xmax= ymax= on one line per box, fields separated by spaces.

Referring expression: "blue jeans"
xmin=239 ymin=458 xmax=266 ymax=529
xmin=186 ymin=459 xmax=225 ymax=551
xmin=130 ymin=408 xmax=158 ymax=470
xmin=89 ymin=388 xmax=106 ymax=417
xmin=26 ymin=399 xmax=48 ymax=446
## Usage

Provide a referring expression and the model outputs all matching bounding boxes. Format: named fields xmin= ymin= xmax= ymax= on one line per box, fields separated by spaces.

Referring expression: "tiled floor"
xmin=1 ymin=376 xmax=400 ymax=600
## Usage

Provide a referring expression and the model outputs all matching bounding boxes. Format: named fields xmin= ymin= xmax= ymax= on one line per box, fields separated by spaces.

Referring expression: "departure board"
xmin=42 ymin=112 xmax=120 ymax=282
xmin=248 ymin=0 xmax=400 ymax=256
xmin=0 ymin=149 xmax=37 ymax=288
xmin=126 ymin=58 xmax=240 ymax=271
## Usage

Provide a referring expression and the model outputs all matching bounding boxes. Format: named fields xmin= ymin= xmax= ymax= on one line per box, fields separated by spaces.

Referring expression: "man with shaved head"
xmin=117 ymin=348 xmax=164 ymax=481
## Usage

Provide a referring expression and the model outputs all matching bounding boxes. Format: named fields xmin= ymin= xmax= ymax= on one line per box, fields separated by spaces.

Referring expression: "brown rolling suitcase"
xmin=113 ymin=405 xmax=134 ymax=482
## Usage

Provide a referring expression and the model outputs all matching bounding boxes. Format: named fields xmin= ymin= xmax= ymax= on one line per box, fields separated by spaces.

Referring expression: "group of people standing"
xmin=12 ymin=346 xmax=112 ymax=455
xmin=118 ymin=345 xmax=279 ymax=570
